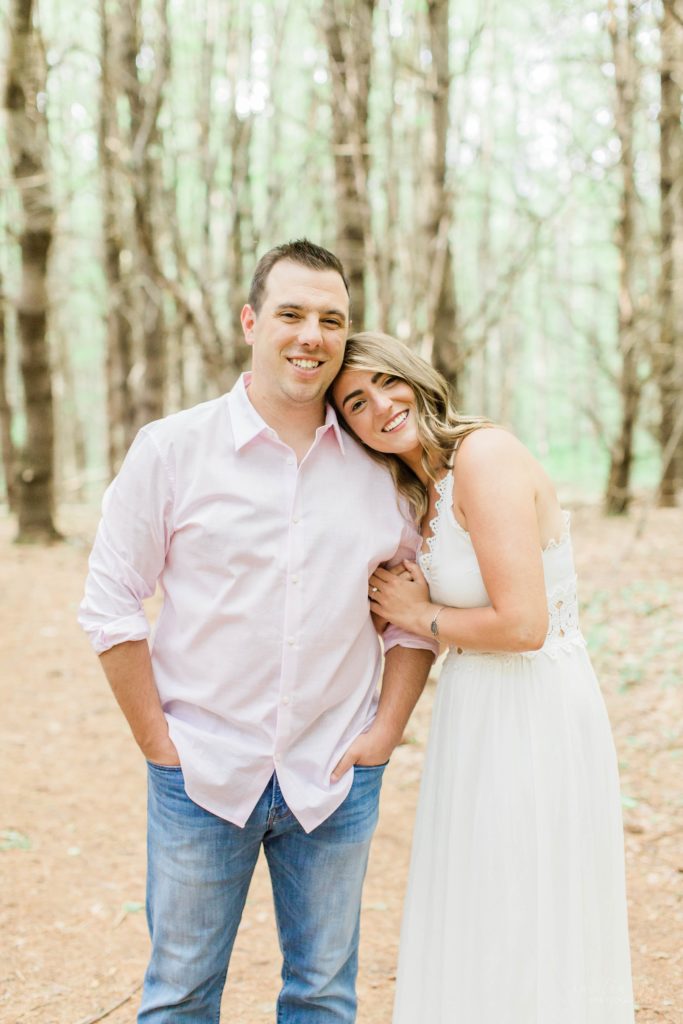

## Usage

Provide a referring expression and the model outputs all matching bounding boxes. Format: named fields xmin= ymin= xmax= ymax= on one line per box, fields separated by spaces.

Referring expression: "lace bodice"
xmin=418 ymin=470 xmax=585 ymax=660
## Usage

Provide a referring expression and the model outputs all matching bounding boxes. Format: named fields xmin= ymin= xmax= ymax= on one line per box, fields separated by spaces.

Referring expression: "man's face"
xmin=241 ymin=260 xmax=350 ymax=411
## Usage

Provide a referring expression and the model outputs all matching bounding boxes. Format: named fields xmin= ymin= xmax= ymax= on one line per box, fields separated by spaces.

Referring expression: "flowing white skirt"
xmin=392 ymin=646 xmax=635 ymax=1024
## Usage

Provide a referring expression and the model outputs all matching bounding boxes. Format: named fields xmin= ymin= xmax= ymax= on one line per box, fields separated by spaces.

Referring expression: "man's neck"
xmin=246 ymin=384 xmax=326 ymax=461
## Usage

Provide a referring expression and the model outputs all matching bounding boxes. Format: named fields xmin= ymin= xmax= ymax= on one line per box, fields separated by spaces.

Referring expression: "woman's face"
xmin=332 ymin=368 xmax=422 ymax=459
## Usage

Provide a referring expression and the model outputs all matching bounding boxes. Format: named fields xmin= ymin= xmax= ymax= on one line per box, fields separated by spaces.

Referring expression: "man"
xmin=79 ymin=239 xmax=436 ymax=1023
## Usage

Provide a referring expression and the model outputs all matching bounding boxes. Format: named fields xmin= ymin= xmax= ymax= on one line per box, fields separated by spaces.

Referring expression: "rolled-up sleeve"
xmin=381 ymin=509 xmax=439 ymax=659
xmin=78 ymin=428 xmax=174 ymax=654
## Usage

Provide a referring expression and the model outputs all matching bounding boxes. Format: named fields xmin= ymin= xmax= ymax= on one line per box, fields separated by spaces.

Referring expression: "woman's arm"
xmin=369 ymin=430 xmax=551 ymax=653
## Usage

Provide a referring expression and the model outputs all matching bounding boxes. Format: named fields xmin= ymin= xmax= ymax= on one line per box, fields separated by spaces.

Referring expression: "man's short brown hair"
xmin=247 ymin=239 xmax=350 ymax=313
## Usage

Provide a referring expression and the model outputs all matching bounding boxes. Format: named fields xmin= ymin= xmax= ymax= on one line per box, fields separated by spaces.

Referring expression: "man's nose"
xmin=298 ymin=316 xmax=323 ymax=345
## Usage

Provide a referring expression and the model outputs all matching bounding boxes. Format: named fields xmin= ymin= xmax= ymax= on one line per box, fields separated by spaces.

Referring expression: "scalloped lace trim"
xmin=543 ymin=509 xmax=571 ymax=552
xmin=448 ymin=577 xmax=585 ymax=663
xmin=419 ymin=472 xmax=570 ymax=576
xmin=419 ymin=470 xmax=453 ymax=577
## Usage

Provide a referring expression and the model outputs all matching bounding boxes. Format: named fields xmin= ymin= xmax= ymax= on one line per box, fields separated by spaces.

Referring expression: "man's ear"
xmin=241 ymin=304 xmax=256 ymax=344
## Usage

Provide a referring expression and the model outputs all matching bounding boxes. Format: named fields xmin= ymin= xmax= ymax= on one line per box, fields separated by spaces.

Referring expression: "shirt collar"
xmin=228 ymin=372 xmax=346 ymax=455
xmin=321 ymin=402 xmax=347 ymax=453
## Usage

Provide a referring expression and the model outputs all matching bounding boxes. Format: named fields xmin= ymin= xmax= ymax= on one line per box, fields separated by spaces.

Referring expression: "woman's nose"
xmin=371 ymin=391 xmax=392 ymax=414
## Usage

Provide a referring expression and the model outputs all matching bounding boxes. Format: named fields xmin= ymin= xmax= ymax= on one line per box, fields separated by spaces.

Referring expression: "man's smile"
xmin=287 ymin=357 xmax=323 ymax=370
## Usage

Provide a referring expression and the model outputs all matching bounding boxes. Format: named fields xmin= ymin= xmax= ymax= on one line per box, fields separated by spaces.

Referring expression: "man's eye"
xmin=280 ymin=311 xmax=298 ymax=319
xmin=323 ymin=319 xmax=343 ymax=328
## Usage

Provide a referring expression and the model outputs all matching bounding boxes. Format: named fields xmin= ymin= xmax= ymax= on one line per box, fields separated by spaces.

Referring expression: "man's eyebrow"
xmin=274 ymin=303 xmax=347 ymax=320
xmin=341 ymin=373 xmax=382 ymax=408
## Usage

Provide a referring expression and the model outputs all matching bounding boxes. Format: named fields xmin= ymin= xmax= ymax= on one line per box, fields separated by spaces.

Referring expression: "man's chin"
xmin=282 ymin=379 xmax=330 ymax=406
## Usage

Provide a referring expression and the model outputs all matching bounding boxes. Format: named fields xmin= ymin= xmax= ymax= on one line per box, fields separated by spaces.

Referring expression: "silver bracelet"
xmin=430 ymin=606 xmax=446 ymax=637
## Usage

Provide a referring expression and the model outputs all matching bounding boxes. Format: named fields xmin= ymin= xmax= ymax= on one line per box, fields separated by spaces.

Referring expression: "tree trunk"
xmin=224 ymin=7 xmax=254 ymax=350
xmin=424 ymin=0 xmax=459 ymax=400
xmin=4 ymin=0 xmax=61 ymax=541
xmin=605 ymin=0 xmax=641 ymax=515
xmin=656 ymin=0 xmax=683 ymax=506
xmin=99 ymin=0 xmax=136 ymax=475
xmin=323 ymin=0 xmax=376 ymax=331
xmin=125 ymin=0 xmax=168 ymax=431
xmin=0 ymin=271 xmax=17 ymax=511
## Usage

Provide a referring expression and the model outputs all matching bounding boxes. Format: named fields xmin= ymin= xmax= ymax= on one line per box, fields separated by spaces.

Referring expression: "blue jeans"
xmin=138 ymin=763 xmax=386 ymax=1023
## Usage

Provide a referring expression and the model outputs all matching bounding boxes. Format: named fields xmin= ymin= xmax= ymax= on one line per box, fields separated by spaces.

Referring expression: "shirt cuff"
xmin=80 ymin=613 xmax=151 ymax=655
xmin=382 ymin=624 xmax=439 ymax=658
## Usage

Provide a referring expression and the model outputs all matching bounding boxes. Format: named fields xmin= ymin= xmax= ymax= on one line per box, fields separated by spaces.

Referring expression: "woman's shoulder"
xmin=454 ymin=425 xmax=531 ymax=470
xmin=454 ymin=426 xmax=557 ymax=509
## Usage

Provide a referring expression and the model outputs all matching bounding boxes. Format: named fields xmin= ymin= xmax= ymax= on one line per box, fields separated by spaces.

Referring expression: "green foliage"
xmin=0 ymin=0 xmax=668 ymax=498
xmin=0 ymin=829 xmax=31 ymax=851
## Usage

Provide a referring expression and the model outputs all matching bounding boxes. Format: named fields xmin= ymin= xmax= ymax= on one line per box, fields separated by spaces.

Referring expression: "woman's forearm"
xmin=411 ymin=601 xmax=548 ymax=653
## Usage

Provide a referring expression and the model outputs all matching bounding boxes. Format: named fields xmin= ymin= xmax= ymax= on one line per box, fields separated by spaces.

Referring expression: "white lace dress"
xmin=392 ymin=470 xmax=634 ymax=1024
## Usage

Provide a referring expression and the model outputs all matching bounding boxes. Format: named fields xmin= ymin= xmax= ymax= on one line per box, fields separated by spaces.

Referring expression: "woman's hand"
xmin=369 ymin=559 xmax=433 ymax=633
xmin=370 ymin=562 xmax=419 ymax=633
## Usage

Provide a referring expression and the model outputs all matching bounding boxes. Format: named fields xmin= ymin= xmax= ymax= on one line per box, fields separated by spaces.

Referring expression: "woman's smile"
xmin=382 ymin=409 xmax=409 ymax=432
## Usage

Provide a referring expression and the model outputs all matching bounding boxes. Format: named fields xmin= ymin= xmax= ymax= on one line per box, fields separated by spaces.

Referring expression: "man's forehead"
xmin=262 ymin=260 xmax=348 ymax=307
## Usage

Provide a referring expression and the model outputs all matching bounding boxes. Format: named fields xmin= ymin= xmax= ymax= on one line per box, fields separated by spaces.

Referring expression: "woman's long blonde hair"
xmin=332 ymin=331 xmax=491 ymax=519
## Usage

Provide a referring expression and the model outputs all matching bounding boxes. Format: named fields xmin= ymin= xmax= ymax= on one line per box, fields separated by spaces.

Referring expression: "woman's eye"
xmin=350 ymin=400 xmax=365 ymax=413
xmin=383 ymin=375 xmax=398 ymax=387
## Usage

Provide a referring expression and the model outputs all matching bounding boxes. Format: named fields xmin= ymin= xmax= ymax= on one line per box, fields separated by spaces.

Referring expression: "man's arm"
xmin=331 ymin=645 xmax=434 ymax=781
xmin=79 ymin=428 xmax=176 ymax=762
xmin=99 ymin=639 xmax=179 ymax=766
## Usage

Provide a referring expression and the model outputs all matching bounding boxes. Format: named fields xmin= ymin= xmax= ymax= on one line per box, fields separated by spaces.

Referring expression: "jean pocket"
xmin=146 ymin=761 xmax=183 ymax=772
xmin=353 ymin=761 xmax=389 ymax=770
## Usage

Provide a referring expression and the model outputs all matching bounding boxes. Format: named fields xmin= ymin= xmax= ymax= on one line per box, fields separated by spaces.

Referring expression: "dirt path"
xmin=1 ymin=504 xmax=682 ymax=1023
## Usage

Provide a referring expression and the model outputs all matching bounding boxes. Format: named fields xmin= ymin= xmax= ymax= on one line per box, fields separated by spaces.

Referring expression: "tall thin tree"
xmin=423 ymin=0 xmax=459 ymax=397
xmin=0 ymin=268 xmax=17 ymax=511
xmin=4 ymin=0 xmax=60 ymax=540
xmin=99 ymin=0 xmax=136 ymax=475
xmin=323 ymin=0 xmax=376 ymax=330
xmin=656 ymin=0 xmax=683 ymax=505
xmin=605 ymin=0 xmax=642 ymax=515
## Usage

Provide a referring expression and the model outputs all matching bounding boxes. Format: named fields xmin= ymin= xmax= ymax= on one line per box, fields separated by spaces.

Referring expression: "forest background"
xmin=0 ymin=0 xmax=682 ymax=529
xmin=1 ymin=0 xmax=683 ymax=1022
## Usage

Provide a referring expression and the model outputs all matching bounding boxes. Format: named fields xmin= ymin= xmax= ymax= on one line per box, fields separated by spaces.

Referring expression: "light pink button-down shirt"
xmin=79 ymin=374 xmax=436 ymax=832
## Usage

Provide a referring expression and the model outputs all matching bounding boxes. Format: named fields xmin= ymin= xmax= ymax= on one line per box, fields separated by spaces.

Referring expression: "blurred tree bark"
xmin=99 ymin=0 xmax=136 ymax=474
xmin=323 ymin=0 xmax=376 ymax=331
xmin=0 ymin=270 xmax=17 ymax=511
xmin=134 ymin=0 xmax=255 ymax=395
xmin=424 ymin=0 xmax=459 ymax=399
xmin=656 ymin=0 xmax=683 ymax=506
xmin=223 ymin=6 xmax=254 ymax=347
xmin=605 ymin=0 xmax=642 ymax=515
xmin=98 ymin=0 xmax=169 ymax=476
xmin=123 ymin=0 xmax=168 ymax=432
xmin=4 ymin=0 xmax=61 ymax=541
xmin=374 ymin=11 xmax=399 ymax=331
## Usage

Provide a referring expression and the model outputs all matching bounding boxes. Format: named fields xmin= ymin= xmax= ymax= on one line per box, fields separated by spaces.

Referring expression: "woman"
xmin=331 ymin=332 xmax=634 ymax=1024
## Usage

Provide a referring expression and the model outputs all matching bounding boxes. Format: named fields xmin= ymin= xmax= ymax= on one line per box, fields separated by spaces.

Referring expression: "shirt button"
xmin=292 ymin=516 xmax=300 ymax=524
xmin=287 ymin=636 xmax=295 ymax=646
xmin=291 ymin=575 xmax=299 ymax=584
xmin=282 ymin=696 xmax=290 ymax=705
xmin=286 ymin=456 xmax=295 ymax=466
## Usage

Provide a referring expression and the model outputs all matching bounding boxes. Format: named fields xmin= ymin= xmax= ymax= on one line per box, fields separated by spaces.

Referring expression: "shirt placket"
xmin=274 ymin=450 xmax=305 ymax=771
